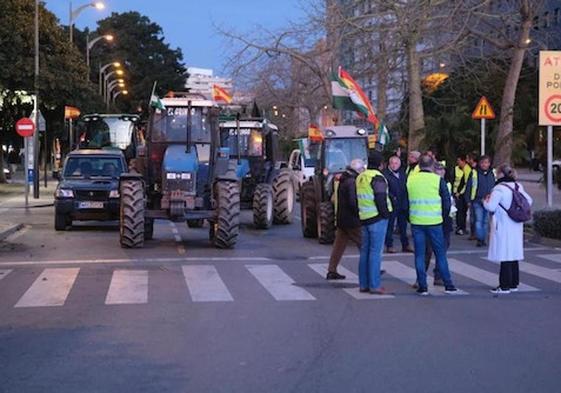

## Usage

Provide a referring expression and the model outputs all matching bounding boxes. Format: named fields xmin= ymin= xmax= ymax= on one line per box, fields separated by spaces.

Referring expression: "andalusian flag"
xmin=331 ymin=66 xmax=380 ymax=128
xmin=212 ymin=84 xmax=233 ymax=104
xmin=150 ymin=94 xmax=165 ymax=110
xmin=377 ymin=123 xmax=391 ymax=146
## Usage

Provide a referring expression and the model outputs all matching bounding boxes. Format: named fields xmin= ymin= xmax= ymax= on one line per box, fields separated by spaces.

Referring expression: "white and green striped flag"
xmin=150 ymin=94 xmax=165 ymax=110
xmin=378 ymin=123 xmax=391 ymax=146
xmin=331 ymin=72 xmax=355 ymax=110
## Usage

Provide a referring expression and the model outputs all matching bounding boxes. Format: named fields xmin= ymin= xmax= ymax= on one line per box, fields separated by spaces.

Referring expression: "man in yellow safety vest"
xmin=453 ymin=155 xmax=471 ymax=235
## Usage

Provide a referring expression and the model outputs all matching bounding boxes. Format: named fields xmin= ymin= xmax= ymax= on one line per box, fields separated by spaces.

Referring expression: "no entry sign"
xmin=15 ymin=117 xmax=36 ymax=138
xmin=539 ymin=51 xmax=561 ymax=126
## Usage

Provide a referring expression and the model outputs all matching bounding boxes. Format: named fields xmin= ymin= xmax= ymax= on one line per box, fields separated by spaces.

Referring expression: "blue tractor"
xmin=219 ymin=118 xmax=296 ymax=229
xmin=119 ymin=92 xmax=240 ymax=249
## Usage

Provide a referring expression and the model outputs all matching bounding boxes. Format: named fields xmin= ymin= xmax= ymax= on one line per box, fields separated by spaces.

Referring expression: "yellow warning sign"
xmin=472 ymin=96 xmax=496 ymax=120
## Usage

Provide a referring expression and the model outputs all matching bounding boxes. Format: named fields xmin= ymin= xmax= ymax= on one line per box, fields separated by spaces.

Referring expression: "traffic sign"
xmin=15 ymin=117 xmax=35 ymax=137
xmin=472 ymin=96 xmax=496 ymax=120
xmin=539 ymin=51 xmax=561 ymax=126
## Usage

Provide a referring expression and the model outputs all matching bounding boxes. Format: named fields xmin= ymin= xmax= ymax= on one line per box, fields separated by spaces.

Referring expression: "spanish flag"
xmin=212 ymin=84 xmax=233 ymax=104
xmin=308 ymin=124 xmax=323 ymax=142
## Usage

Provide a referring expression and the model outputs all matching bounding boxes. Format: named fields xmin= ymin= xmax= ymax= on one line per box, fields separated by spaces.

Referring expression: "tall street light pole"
xmin=33 ymin=0 xmax=40 ymax=199
xmin=69 ymin=1 xmax=105 ymax=43
xmin=86 ymin=33 xmax=113 ymax=69
xmin=99 ymin=62 xmax=121 ymax=96
xmin=104 ymin=69 xmax=125 ymax=102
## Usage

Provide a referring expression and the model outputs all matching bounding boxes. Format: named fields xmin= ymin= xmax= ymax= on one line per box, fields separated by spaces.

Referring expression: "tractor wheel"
xmin=120 ymin=179 xmax=145 ymax=248
xmin=144 ymin=218 xmax=154 ymax=240
xmin=55 ymin=211 xmax=68 ymax=231
xmin=300 ymin=180 xmax=317 ymax=238
xmin=253 ymin=183 xmax=274 ymax=229
xmin=187 ymin=219 xmax=205 ymax=228
xmin=317 ymin=201 xmax=335 ymax=244
xmin=212 ymin=181 xmax=240 ymax=249
xmin=272 ymin=170 xmax=295 ymax=225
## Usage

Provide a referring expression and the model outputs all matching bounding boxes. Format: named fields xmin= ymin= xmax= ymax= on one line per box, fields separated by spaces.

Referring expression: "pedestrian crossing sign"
xmin=472 ymin=96 xmax=496 ymax=120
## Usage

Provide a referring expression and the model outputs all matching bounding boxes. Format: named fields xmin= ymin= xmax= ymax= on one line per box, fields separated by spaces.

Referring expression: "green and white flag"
xmin=150 ymin=94 xmax=165 ymax=110
xmin=378 ymin=123 xmax=391 ymax=146
xmin=330 ymin=72 xmax=354 ymax=111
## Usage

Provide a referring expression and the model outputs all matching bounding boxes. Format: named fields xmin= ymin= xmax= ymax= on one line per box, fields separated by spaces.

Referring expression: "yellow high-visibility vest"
xmin=407 ymin=171 xmax=443 ymax=225
xmin=356 ymin=169 xmax=393 ymax=221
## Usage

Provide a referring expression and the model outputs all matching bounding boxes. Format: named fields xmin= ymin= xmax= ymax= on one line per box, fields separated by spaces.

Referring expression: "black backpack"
xmin=499 ymin=183 xmax=532 ymax=223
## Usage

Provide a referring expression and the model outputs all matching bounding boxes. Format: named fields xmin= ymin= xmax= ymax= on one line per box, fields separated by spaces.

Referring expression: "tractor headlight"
xmin=166 ymin=172 xmax=179 ymax=180
xmin=180 ymin=173 xmax=191 ymax=180
xmin=109 ymin=189 xmax=120 ymax=198
xmin=55 ymin=188 xmax=74 ymax=198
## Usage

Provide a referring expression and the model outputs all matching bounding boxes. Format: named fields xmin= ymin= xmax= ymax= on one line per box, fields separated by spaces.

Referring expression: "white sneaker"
xmin=510 ymin=287 xmax=519 ymax=292
xmin=490 ymin=287 xmax=511 ymax=294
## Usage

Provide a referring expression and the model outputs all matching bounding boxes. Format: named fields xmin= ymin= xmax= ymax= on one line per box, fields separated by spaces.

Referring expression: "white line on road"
xmin=182 ymin=265 xmax=233 ymax=302
xmin=2 ymin=225 xmax=30 ymax=242
xmin=15 ymin=268 xmax=80 ymax=307
xmin=0 ymin=269 xmax=13 ymax=280
xmin=451 ymin=258 xmax=539 ymax=292
xmin=105 ymin=270 xmax=148 ymax=305
xmin=538 ymin=254 xmax=561 ymax=264
xmin=308 ymin=263 xmax=394 ymax=299
xmin=246 ymin=264 xmax=315 ymax=301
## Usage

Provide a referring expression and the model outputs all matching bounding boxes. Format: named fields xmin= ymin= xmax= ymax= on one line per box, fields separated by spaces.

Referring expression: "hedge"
xmin=533 ymin=210 xmax=561 ymax=240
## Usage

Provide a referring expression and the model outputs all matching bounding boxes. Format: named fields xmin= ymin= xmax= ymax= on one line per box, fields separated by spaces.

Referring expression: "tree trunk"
xmin=494 ymin=3 xmax=532 ymax=167
xmin=376 ymin=67 xmax=388 ymax=123
xmin=406 ymin=41 xmax=425 ymax=152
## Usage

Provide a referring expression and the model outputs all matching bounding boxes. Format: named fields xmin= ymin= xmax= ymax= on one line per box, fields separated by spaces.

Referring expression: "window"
xmin=64 ymin=156 xmax=124 ymax=179
xmin=543 ymin=12 xmax=550 ymax=28
xmin=151 ymin=106 xmax=211 ymax=144
xmin=555 ymin=8 xmax=560 ymax=25
xmin=534 ymin=16 xmax=540 ymax=30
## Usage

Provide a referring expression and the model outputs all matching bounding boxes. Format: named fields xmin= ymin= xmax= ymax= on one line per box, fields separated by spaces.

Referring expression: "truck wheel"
xmin=144 ymin=218 xmax=154 ymax=240
xmin=55 ymin=212 xmax=68 ymax=231
xmin=317 ymin=201 xmax=335 ymax=244
xmin=187 ymin=219 xmax=204 ymax=228
xmin=253 ymin=183 xmax=273 ymax=229
xmin=120 ymin=179 xmax=145 ymax=248
xmin=301 ymin=180 xmax=317 ymax=238
xmin=212 ymin=181 xmax=240 ymax=249
xmin=273 ymin=170 xmax=295 ymax=225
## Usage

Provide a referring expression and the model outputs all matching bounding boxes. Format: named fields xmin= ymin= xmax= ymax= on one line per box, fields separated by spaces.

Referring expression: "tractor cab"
xmin=76 ymin=114 xmax=143 ymax=161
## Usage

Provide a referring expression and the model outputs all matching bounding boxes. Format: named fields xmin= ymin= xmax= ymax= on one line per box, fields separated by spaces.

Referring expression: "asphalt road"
xmin=0 ymin=202 xmax=560 ymax=393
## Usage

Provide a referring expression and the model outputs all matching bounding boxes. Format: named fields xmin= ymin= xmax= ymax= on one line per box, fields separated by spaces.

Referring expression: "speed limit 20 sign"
xmin=539 ymin=51 xmax=561 ymax=126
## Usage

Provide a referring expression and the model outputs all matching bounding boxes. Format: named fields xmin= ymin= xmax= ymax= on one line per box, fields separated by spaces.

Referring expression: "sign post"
xmin=539 ymin=51 xmax=561 ymax=208
xmin=472 ymin=96 xmax=496 ymax=156
xmin=16 ymin=118 xmax=36 ymax=209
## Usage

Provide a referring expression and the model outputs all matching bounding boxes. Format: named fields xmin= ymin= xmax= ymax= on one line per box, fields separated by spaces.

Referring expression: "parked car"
xmin=54 ymin=150 xmax=127 ymax=230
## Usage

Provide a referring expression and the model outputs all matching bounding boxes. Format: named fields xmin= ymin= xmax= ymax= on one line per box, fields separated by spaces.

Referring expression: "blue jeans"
xmin=411 ymin=224 xmax=454 ymax=289
xmin=359 ymin=219 xmax=388 ymax=290
xmin=385 ymin=209 xmax=409 ymax=248
xmin=473 ymin=201 xmax=489 ymax=242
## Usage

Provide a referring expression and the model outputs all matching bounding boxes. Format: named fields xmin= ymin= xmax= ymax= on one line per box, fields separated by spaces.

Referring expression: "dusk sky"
xmin=43 ymin=0 xmax=304 ymax=75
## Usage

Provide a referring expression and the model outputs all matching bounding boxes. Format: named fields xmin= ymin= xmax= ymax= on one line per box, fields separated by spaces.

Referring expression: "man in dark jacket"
xmin=465 ymin=155 xmax=495 ymax=247
xmin=383 ymin=155 xmax=413 ymax=253
xmin=326 ymin=159 xmax=365 ymax=280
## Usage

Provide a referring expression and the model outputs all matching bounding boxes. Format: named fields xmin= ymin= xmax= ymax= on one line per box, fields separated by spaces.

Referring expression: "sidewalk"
xmin=516 ymin=168 xmax=561 ymax=211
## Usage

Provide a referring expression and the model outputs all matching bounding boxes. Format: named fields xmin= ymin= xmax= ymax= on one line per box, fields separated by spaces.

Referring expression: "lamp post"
xmin=104 ymin=69 xmax=125 ymax=103
xmin=98 ymin=61 xmax=121 ymax=95
xmin=106 ymin=83 xmax=126 ymax=110
xmin=69 ymin=1 xmax=105 ymax=43
xmin=112 ymin=90 xmax=128 ymax=103
xmin=86 ymin=33 xmax=113 ymax=69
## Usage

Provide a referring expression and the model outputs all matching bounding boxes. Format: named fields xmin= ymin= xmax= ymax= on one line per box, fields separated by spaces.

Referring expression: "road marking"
xmin=382 ymin=260 xmax=460 ymax=296
xmin=182 ymin=265 xmax=233 ymax=302
xmin=0 ymin=269 xmax=13 ymax=280
xmin=15 ymin=268 xmax=79 ymax=307
xmin=2 ymin=226 xmax=30 ymax=242
xmin=450 ymin=258 xmax=539 ymax=292
xmin=170 ymin=222 xmax=186 ymax=255
xmin=105 ymin=270 xmax=148 ymax=305
xmin=308 ymin=263 xmax=394 ymax=299
xmin=538 ymin=254 xmax=561 ymax=264
xmin=518 ymin=261 xmax=561 ymax=284
xmin=246 ymin=264 xmax=316 ymax=301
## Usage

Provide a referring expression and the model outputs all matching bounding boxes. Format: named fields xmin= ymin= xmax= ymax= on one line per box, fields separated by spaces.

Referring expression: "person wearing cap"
xmin=326 ymin=159 xmax=365 ymax=280
xmin=356 ymin=151 xmax=392 ymax=295
xmin=383 ymin=155 xmax=413 ymax=253
xmin=407 ymin=154 xmax=459 ymax=295
xmin=406 ymin=150 xmax=421 ymax=177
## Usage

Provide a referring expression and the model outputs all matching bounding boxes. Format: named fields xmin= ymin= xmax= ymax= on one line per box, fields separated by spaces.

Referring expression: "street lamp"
xmin=98 ymin=61 xmax=121 ymax=95
xmin=105 ymin=75 xmax=125 ymax=104
xmin=112 ymin=89 xmax=129 ymax=103
xmin=86 ymin=33 xmax=114 ymax=69
xmin=69 ymin=1 xmax=105 ymax=43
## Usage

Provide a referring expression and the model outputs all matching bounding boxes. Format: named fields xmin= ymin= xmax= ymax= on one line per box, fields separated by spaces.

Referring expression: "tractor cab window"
xmin=77 ymin=117 xmax=136 ymax=151
xmin=324 ymin=138 xmax=367 ymax=173
xmin=151 ymin=106 xmax=211 ymax=144
xmin=221 ymin=128 xmax=263 ymax=157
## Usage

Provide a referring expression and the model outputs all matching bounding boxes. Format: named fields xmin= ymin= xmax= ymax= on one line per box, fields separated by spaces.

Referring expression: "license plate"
xmin=78 ymin=201 xmax=104 ymax=209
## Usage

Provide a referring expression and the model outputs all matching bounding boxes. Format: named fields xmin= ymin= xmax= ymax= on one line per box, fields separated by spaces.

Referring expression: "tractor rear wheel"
xmin=253 ymin=183 xmax=273 ymax=229
xmin=300 ymin=180 xmax=317 ymax=238
xmin=120 ymin=179 xmax=145 ymax=248
xmin=273 ymin=170 xmax=295 ymax=224
xmin=317 ymin=201 xmax=335 ymax=244
xmin=212 ymin=181 xmax=240 ymax=249
xmin=187 ymin=219 xmax=204 ymax=228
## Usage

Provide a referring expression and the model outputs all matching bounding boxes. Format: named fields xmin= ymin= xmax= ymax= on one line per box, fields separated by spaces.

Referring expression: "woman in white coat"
xmin=483 ymin=164 xmax=533 ymax=294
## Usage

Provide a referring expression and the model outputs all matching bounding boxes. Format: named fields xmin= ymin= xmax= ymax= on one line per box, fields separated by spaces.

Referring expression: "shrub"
xmin=533 ymin=210 xmax=561 ymax=239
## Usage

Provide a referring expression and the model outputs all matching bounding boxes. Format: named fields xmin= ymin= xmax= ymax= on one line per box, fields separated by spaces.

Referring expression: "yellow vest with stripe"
xmin=470 ymin=169 xmax=479 ymax=201
xmin=406 ymin=164 xmax=420 ymax=177
xmin=407 ymin=171 xmax=443 ymax=225
xmin=453 ymin=166 xmax=463 ymax=194
xmin=356 ymin=169 xmax=393 ymax=221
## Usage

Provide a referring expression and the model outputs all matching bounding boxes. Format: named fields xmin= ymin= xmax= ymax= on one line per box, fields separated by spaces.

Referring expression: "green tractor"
xmin=300 ymin=126 xmax=369 ymax=244
xmin=118 ymin=92 xmax=240 ymax=249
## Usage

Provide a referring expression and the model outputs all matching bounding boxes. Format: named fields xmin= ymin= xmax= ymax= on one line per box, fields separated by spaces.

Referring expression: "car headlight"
xmin=55 ymin=189 xmax=74 ymax=198
xmin=109 ymin=190 xmax=120 ymax=198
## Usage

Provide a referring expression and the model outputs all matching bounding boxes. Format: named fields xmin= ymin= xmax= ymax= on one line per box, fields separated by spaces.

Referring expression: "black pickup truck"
xmin=54 ymin=149 xmax=127 ymax=230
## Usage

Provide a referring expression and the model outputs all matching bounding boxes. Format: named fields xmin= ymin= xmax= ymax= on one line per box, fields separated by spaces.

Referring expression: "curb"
xmin=0 ymin=223 xmax=24 ymax=242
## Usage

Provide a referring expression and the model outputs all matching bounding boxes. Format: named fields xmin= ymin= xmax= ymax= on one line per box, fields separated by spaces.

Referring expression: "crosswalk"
xmin=1 ymin=255 xmax=560 ymax=308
